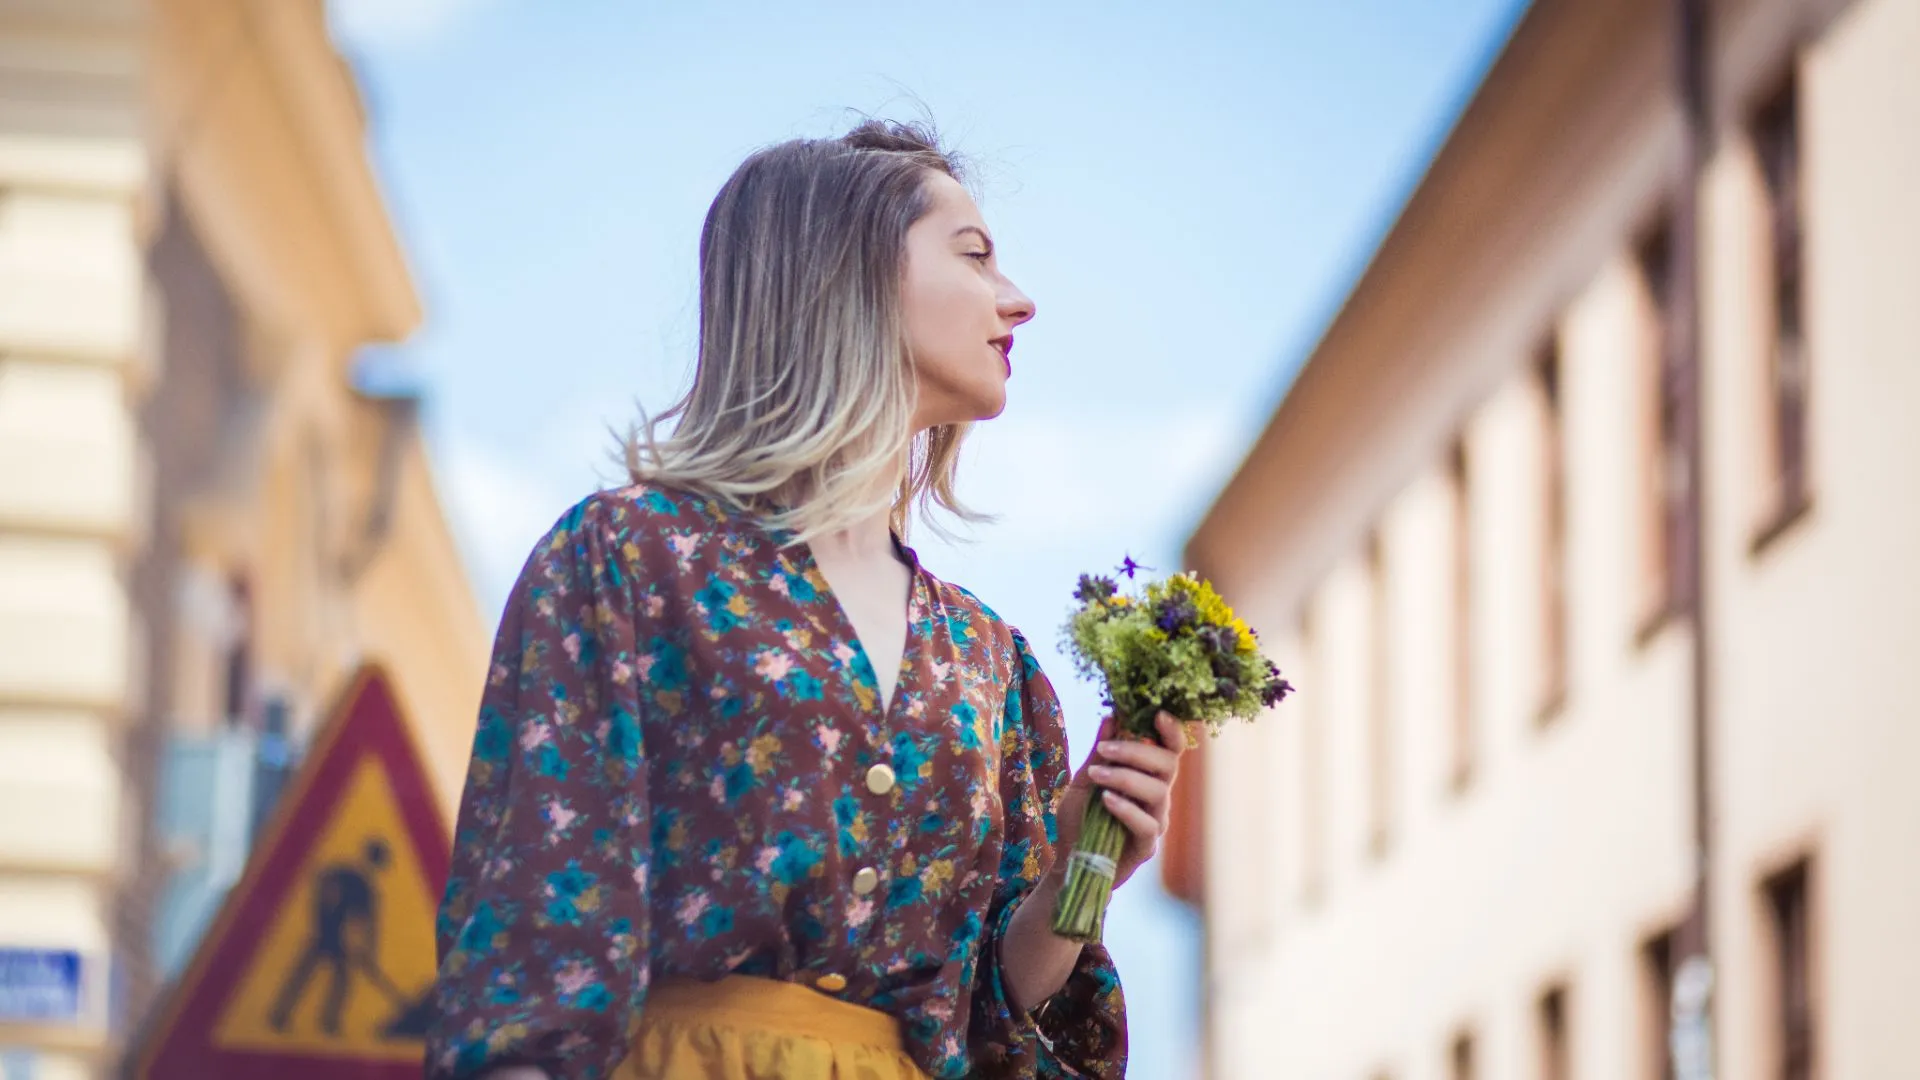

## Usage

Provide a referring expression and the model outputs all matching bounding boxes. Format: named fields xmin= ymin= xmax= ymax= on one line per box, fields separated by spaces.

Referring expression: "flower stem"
xmin=1050 ymin=702 xmax=1160 ymax=943
xmin=1051 ymin=793 xmax=1130 ymax=941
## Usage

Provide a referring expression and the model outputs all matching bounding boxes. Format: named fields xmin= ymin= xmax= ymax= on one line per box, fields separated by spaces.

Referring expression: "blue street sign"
xmin=0 ymin=949 xmax=82 ymax=1023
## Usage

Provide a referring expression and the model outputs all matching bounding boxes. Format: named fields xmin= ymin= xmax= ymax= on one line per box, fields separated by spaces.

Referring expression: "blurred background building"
xmin=1176 ymin=0 xmax=1917 ymax=1077
xmin=0 ymin=1 xmax=486 ymax=1076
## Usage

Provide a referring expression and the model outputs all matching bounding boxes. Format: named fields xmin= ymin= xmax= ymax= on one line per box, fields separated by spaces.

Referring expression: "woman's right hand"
xmin=480 ymin=1068 xmax=552 ymax=1080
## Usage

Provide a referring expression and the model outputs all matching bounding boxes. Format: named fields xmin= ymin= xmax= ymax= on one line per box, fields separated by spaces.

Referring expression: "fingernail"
xmin=1097 ymin=741 xmax=1115 ymax=756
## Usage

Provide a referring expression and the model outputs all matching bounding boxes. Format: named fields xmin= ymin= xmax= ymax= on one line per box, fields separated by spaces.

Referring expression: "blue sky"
xmin=329 ymin=2 xmax=1527 ymax=1074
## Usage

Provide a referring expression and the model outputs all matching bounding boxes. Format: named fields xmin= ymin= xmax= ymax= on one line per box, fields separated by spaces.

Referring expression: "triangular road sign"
xmin=133 ymin=663 xmax=451 ymax=1078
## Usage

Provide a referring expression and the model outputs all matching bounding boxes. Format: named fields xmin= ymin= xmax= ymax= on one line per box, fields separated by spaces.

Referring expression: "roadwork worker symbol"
xmin=267 ymin=838 xmax=431 ymax=1040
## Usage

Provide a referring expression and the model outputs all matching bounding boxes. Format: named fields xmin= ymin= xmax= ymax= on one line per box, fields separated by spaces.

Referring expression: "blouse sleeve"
xmin=427 ymin=495 xmax=654 ymax=1080
xmin=967 ymin=628 xmax=1128 ymax=1079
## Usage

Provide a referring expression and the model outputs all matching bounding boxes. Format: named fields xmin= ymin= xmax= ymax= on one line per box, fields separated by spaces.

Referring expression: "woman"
xmin=426 ymin=120 xmax=1185 ymax=1080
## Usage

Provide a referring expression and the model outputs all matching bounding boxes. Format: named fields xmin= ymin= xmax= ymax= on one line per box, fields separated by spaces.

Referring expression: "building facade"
xmin=1179 ymin=0 xmax=1918 ymax=1077
xmin=0 ymin=2 xmax=488 ymax=1076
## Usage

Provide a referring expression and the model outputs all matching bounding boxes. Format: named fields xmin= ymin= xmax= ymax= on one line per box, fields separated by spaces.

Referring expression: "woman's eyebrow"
xmin=952 ymin=225 xmax=994 ymax=250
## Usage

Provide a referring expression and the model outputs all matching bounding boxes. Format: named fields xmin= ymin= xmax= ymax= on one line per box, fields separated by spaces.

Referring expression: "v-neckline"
xmin=785 ymin=531 xmax=923 ymax=720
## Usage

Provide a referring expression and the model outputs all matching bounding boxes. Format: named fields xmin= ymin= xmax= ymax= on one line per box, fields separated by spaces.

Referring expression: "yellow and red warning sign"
xmin=135 ymin=664 xmax=451 ymax=1079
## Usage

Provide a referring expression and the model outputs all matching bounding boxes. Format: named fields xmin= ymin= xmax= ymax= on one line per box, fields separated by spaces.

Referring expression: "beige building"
xmin=0 ymin=1 xmax=488 ymax=1076
xmin=1180 ymin=0 xmax=1918 ymax=1077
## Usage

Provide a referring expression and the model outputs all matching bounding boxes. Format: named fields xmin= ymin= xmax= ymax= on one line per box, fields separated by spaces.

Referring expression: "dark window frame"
xmin=1539 ymin=983 xmax=1572 ymax=1080
xmin=1450 ymin=1027 xmax=1476 ymax=1080
xmin=1764 ymin=858 xmax=1816 ymax=1080
xmin=1750 ymin=64 xmax=1814 ymax=554
xmin=1643 ymin=928 xmax=1678 ymax=1080
xmin=1366 ymin=528 xmax=1393 ymax=857
xmin=1635 ymin=216 xmax=1693 ymax=645
xmin=1537 ymin=337 xmax=1570 ymax=721
xmin=1448 ymin=437 xmax=1474 ymax=789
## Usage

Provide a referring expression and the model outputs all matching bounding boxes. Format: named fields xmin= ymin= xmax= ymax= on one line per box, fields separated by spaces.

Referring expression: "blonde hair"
xmin=624 ymin=119 xmax=986 ymax=542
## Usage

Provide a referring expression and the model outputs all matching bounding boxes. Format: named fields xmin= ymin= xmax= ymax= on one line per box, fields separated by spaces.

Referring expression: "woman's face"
xmin=901 ymin=171 xmax=1035 ymax=429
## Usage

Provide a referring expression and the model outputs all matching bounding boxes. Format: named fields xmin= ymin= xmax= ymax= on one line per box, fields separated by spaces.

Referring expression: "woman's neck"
xmin=808 ymin=503 xmax=900 ymax=564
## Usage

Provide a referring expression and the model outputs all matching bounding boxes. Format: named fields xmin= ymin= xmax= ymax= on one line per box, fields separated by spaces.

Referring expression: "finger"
xmin=1086 ymin=763 xmax=1172 ymax=815
xmin=1155 ymin=711 xmax=1191 ymax=752
xmin=1095 ymin=738 xmax=1181 ymax=780
xmin=1101 ymin=790 xmax=1163 ymax=844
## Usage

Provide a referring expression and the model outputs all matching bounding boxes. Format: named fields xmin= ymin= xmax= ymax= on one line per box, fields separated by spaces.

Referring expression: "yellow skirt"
xmin=610 ymin=975 xmax=933 ymax=1080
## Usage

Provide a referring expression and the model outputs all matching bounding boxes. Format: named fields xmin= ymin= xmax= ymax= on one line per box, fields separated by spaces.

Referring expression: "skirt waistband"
xmin=645 ymin=975 xmax=906 ymax=1052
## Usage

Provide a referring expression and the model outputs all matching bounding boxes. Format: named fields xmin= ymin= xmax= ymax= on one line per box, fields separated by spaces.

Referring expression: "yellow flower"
xmin=747 ymin=733 xmax=782 ymax=775
xmin=1232 ymin=617 xmax=1257 ymax=654
xmin=922 ymin=859 xmax=955 ymax=895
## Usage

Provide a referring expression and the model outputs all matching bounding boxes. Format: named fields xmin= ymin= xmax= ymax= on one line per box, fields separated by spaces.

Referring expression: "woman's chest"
xmin=629 ymin=544 xmax=1016 ymax=872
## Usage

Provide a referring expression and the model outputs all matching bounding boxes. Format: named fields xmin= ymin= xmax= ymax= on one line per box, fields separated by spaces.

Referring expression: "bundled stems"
xmin=1051 ymin=704 xmax=1160 ymax=943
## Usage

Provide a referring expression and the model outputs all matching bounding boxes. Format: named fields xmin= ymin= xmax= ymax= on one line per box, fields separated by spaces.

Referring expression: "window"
xmin=1637 ymin=217 xmax=1691 ymax=637
xmin=1537 ymin=338 xmax=1569 ymax=715
xmin=1752 ymin=69 xmax=1811 ymax=547
xmin=1367 ymin=529 xmax=1392 ymax=855
xmin=1539 ymin=984 xmax=1571 ymax=1080
xmin=1764 ymin=860 xmax=1815 ymax=1080
xmin=222 ymin=577 xmax=253 ymax=729
xmin=1642 ymin=929 xmax=1677 ymax=1080
xmin=1450 ymin=1029 xmax=1476 ymax=1080
xmin=1449 ymin=438 xmax=1474 ymax=786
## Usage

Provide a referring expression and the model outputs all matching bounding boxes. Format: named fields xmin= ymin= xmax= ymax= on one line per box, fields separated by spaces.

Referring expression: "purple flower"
xmin=1259 ymin=661 xmax=1296 ymax=708
xmin=1196 ymin=625 xmax=1236 ymax=656
xmin=1118 ymin=555 xmax=1151 ymax=580
xmin=1074 ymin=574 xmax=1118 ymax=603
xmin=1155 ymin=595 xmax=1198 ymax=634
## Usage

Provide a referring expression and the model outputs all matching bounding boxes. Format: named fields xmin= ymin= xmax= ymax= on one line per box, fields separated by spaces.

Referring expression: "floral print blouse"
xmin=425 ymin=486 xmax=1127 ymax=1080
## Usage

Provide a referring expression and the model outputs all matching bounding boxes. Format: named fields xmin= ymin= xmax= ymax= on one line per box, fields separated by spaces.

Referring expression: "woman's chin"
xmin=972 ymin=385 xmax=1009 ymax=421
xmin=915 ymin=378 xmax=1008 ymax=427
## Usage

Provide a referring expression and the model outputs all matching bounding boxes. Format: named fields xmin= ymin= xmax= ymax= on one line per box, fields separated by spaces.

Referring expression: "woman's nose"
xmin=999 ymin=278 xmax=1036 ymax=327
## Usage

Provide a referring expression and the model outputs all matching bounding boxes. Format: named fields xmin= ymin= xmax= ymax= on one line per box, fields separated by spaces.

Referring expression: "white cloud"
xmin=437 ymin=434 xmax=573 ymax=615
xmin=949 ymin=402 xmax=1249 ymax=558
xmin=328 ymin=0 xmax=495 ymax=49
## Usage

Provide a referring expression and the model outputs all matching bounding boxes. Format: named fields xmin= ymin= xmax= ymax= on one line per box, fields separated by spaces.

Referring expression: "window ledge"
xmin=1367 ymin=827 xmax=1394 ymax=864
xmin=1750 ymin=493 xmax=1813 ymax=558
xmin=1447 ymin=762 xmax=1475 ymax=799
xmin=1535 ymin=683 xmax=1569 ymax=728
xmin=1635 ymin=601 xmax=1685 ymax=650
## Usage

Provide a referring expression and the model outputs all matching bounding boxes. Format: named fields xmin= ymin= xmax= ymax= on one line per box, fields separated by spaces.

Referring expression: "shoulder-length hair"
xmin=624 ymin=119 xmax=985 ymax=542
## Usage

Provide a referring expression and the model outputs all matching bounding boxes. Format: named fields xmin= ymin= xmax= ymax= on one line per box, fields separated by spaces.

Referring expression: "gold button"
xmin=865 ymin=763 xmax=897 ymax=796
xmin=852 ymin=867 xmax=879 ymax=895
xmin=816 ymin=972 xmax=848 ymax=992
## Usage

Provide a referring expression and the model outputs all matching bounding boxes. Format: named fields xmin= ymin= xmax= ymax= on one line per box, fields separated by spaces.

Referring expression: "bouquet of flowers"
xmin=1051 ymin=560 xmax=1294 ymax=942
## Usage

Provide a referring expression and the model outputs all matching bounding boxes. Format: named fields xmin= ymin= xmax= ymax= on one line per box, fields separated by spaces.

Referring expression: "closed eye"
xmin=965 ymin=250 xmax=992 ymax=262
